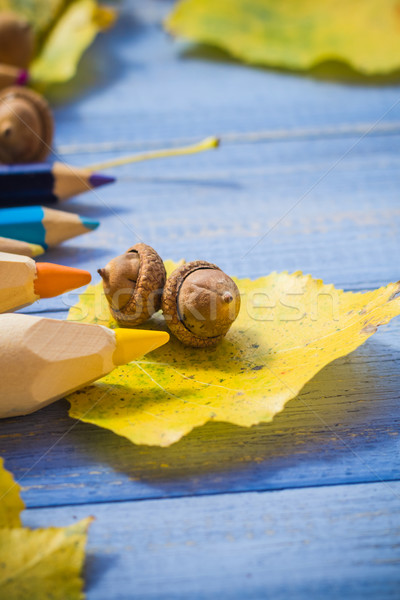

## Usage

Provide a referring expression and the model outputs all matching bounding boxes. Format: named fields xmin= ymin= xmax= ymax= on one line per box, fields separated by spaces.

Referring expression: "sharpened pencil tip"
xmin=31 ymin=244 xmax=45 ymax=257
xmin=113 ymin=328 xmax=170 ymax=366
xmin=81 ymin=217 xmax=100 ymax=231
xmin=16 ymin=69 xmax=29 ymax=86
xmin=89 ymin=173 xmax=116 ymax=189
xmin=34 ymin=263 xmax=91 ymax=298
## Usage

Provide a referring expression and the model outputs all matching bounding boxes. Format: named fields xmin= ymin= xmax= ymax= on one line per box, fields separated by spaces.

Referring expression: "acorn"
xmin=0 ymin=86 xmax=53 ymax=164
xmin=162 ymin=261 xmax=241 ymax=348
xmin=98 ymin=243 xmax=166 ymax=326
xmin=0 ymin=12 xmax=34 ymax=69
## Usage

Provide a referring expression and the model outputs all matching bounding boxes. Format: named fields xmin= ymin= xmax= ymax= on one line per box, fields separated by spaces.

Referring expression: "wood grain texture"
xmin=2 ymin=331 xmax=399 ymax=508
xmin=1 ymin=1 xmax=399 ymax=597
xmin=22 ymin=481 xmax=400 ymax=599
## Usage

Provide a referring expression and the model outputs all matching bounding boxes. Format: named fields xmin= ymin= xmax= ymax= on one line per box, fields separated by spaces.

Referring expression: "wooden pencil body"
xmin=0 ymin=162 xmax=57 ymax=206
xmin=0 ymin=252 xmax=37 ymax=313
xmin=53 ymin=162 xmax=93 ymax=199
xmin=0 ymin=206 xmax=98 ymax=247
xmin=0 ymin=314 xmax=116 ymax=418
xmin=0 ymin=162 xmax=90 ymax=206
xmin=0 ymin=236 xmax=43 ymax=257
xmin=0 ymin=162 xmax=114 ymax=206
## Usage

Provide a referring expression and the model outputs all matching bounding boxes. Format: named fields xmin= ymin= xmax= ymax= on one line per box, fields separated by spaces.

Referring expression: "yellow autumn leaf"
xmin=0 ymin=518 xmax=93 ymax=600
xmin=31 ymin=0 xmax=116 ymax=84
xmin=0 ymin=459 xmax=92 ymax=599
xmin=0 ymin=0 xmax=116 ymax=85
xmin=0 ymin=0 xmax=65 ymax=36
xmin=165 ymin=0 xmax=400 ymax=75
xmin=0 ymin=457 xmax=24 ymax=528
xmin=67 ymin=263 xmax=400 ymax=446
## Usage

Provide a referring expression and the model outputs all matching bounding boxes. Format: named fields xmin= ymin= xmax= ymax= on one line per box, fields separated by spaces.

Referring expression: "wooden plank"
xmin=22 ymin=481 xmax=400 ymax=599
xmin=51 ymin=0 xmax=400 ymax=150
xmin=2 ymin=328 xmax=399 ymax=508
xmin=5 ymin=116 xmax=400 ymax=511
xmin=23 ymin=131 xmax=400 ymax=319
xmin=2 ymin=0 xmax=400 ymax=512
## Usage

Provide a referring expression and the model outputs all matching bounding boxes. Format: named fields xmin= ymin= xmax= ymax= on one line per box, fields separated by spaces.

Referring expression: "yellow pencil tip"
xmin=32 ymin=244 xmax=45 ymax=257
xmin=112 ymin=328 xmax=169 ymax=366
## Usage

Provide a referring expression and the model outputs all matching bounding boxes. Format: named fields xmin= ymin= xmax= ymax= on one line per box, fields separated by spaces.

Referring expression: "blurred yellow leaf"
xmin=0 ymin=457 xmax=24 ymax=528
xmin=0 ymin=0 xmax=65 ymax=36
xmin=0 ymin=0 xmax=116 ymax=84
xmin=31 ymin=0 xmax=116 ymax=84
xmin=165 ymin=0 xmax=400 ymax=75
xmin=67 ymin=264 xmax=400 ymax=446
xmin=0 ymin=518 xmax=93 ymax=600
xmin=0 ymin=459 xmax=92 ymax=599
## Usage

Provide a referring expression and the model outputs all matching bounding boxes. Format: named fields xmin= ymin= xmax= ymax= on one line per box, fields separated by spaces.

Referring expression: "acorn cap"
xmin=0 ymin=86 xmax=53 ymax=164
xmin=0 ymin=12 xmax=34 ymax=69
xmin=162 ymin=260 xmax=236 ymax=348
xmin=106 ymin=243 xmax=166 ymax=326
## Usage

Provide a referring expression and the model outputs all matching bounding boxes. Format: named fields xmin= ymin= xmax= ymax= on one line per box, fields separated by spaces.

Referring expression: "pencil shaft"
xmin=0 ymin=163 xmax=57 ymax=206
xmin=0 ymin=162 xmax=115 ymax=206
xmin=0 ymin=314 xmax=169 ymax=417
xmin=0 ymin=236 xmax=44 ymax=257
xmin=0 ymin=252 xmax=37 ymax=313
xmin=0 ymin=206 xmax=99 ymax=247
xmin=0 ymin=314 xmax=116 ymax=417
xmin=0 ymin=253 xmax=91 ymax=312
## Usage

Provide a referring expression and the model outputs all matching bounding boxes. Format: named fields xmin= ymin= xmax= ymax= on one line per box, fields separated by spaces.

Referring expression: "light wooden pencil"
xmin=0 ymin=251 xmax=91 ymax=313
xmin=0 ymin=314 xmax=169 ymax=417
xmin=0 ymin=236 xmax=44 ymax=257
xmin=0 ymin=206 xmax=99 ymax=247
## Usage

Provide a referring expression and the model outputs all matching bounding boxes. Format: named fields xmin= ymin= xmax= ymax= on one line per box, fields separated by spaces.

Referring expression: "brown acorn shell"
xmin=162 ymin=260 xmax=227 ymax=348
xmin=0 ymin=87 xmax=53 ymax=163
xmin=110 ymin=243 xmax=166 ymax=326
xmin=0 ymin=13 xmax=34 ymax=68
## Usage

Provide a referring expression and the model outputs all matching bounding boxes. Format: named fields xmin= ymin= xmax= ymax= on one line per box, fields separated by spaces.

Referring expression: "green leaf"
xmin=67 ymin=264 xmax=400 ymax=446
xmin=165 ymin=0 xmax=400 ymax=75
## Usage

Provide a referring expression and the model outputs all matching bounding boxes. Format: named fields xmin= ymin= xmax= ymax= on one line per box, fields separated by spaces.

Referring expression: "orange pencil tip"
xmin=34 ymin=263 xmax=91 ymax=299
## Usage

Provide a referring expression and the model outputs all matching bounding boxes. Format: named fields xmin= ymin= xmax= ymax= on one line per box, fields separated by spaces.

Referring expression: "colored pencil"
xmin=0 ymin=63 xmax=28 ymax=88
xmin=0 ymin=162 xmax=115 ymax=207
xmin=0 ymin=236 xmax=44 ymax=257
xmin=0 ymin=314 xmax=169 ymax=417
xmin=0 ymin=251 xmax=91 ymax=313
xmin=0 ymin=137 xmax=219 ymax=207
xmin=0 ymin=206 xmax=99 ymax=247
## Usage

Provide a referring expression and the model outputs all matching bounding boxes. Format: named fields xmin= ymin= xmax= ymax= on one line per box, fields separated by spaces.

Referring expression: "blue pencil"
xmin=0 ymin=206 xmax=99 ymax=247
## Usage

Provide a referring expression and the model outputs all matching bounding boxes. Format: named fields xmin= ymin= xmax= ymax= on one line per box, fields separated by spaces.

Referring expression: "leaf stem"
xmin=88 ymin=136 xmax=220 ymax=171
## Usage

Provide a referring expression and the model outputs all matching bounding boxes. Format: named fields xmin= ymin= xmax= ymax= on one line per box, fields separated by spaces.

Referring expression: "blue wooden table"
xmin=2 ymin=1 xmax=400 ymax=597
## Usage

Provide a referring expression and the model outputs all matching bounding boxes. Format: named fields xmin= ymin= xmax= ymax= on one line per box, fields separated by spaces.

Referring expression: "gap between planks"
xmin=56 ymin=121 xmax=400 ymax=156
xmin=22 ymin=475 xmax=400 ymax=512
